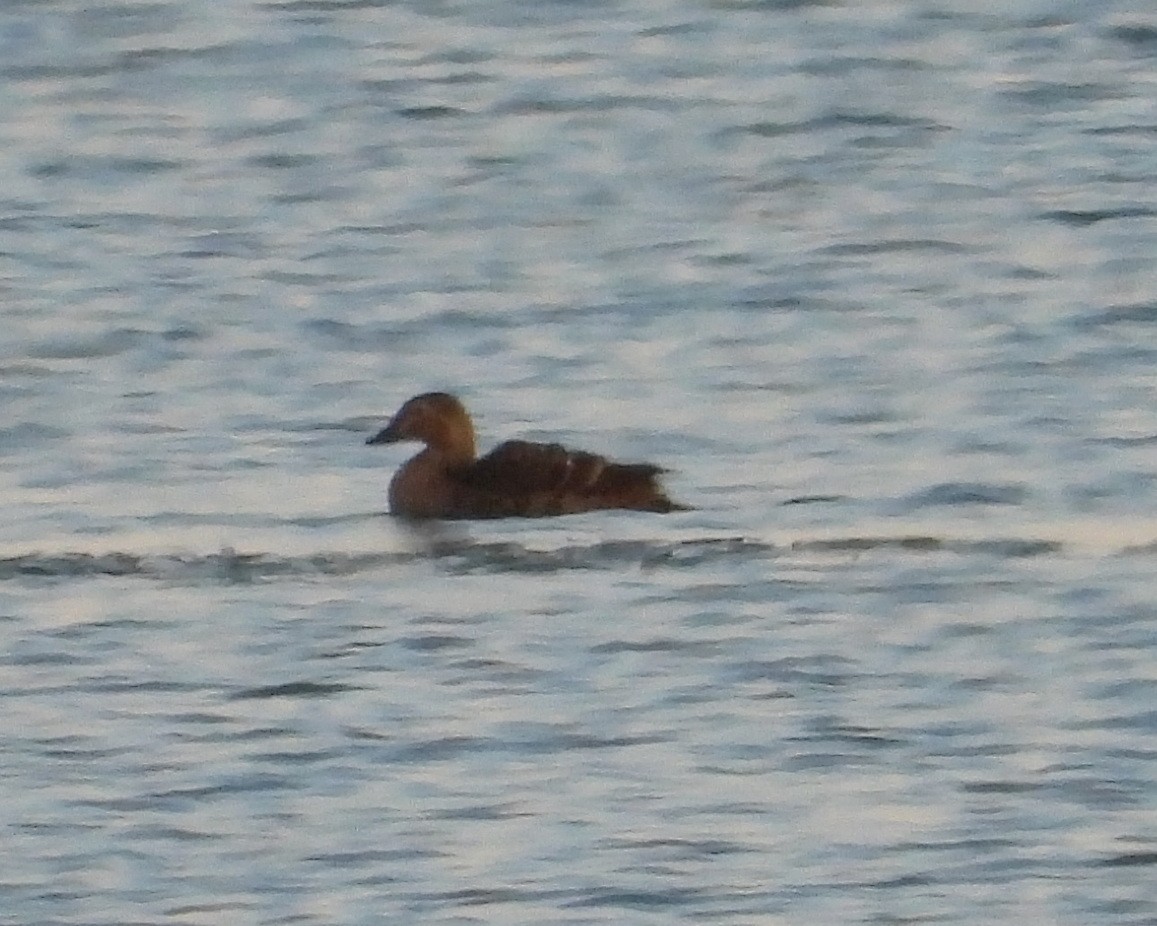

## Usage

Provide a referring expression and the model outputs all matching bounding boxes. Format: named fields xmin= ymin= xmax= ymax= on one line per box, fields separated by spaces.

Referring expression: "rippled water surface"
xmin=3 ymin=1 xmax=1157 ymax=924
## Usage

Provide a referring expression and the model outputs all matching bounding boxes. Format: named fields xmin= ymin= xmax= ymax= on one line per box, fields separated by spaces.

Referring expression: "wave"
xmin=0 ymin=533 xmax=1078 ymax=583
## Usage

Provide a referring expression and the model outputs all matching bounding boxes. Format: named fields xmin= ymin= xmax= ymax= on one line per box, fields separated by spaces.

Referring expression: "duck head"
xmin=367 ymin=392 xmax=477 ymax=461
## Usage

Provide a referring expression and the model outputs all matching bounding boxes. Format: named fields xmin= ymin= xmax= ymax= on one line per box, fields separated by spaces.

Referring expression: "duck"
xmin=366 ymin=392 xmax=685 ymax=519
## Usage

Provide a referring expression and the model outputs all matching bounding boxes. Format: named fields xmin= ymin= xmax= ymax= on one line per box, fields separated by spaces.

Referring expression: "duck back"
xmin=455 ymin=440 xmax=681 ymax=518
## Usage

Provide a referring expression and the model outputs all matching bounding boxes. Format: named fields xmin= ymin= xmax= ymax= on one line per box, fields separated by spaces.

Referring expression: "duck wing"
xmin=454 ymin=440 xmax=677 ymax=516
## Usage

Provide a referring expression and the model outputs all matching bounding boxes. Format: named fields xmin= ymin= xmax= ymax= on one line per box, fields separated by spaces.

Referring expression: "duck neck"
xmin=427 ymin=425 xmax=476 ymax=467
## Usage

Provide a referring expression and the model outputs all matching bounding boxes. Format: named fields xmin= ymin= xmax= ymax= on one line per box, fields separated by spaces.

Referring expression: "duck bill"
xmin=366 ymin=423 xmax=402 ymax=445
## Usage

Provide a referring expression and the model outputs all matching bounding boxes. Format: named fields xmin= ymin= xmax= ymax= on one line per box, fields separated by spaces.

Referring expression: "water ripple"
xmin=0 ymin=533 xmax=1082 ymax=584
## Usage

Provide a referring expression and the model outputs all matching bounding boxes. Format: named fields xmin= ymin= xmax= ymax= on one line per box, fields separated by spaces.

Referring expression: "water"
xmin=3 ymin=1 xmax=1157 ymax=923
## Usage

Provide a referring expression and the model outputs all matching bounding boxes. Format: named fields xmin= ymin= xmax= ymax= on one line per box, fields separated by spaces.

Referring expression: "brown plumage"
xmin=366 ymin=392 xmax=685 ymax=519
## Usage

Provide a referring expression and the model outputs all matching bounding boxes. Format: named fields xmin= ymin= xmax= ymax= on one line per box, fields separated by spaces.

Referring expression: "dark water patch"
xmin=166 ymin=901 xmax=257 ymax=917
xmin=303 ymin=313 xmax=509 ymax=350
xmin=417 ymin=47 xmax=494 ymax=67
xmin=709 ymin=0 xmax=843 ymax=10
xmin=901 ymin=481 xmax=1028 ymax=509
xmin=927 ymin=740 xmax=1027 ymax=761
xmin=899 ymin=837 xmax=1021 ymax=854
xmin=39 ymin=743 xmax=132 ymax=761
xmin=815 ymin=110 xmax=946 ymax=132
xmin=960 ymin=779 xmax=1043 ymax=795
xmin=163 ymin=712 xmax=233 ymax=725
xmin=28 ymin=156 xmax=185 ymax=178
xmin=733 ymin=111 xmax=945 ymax=139
xmin=152 ymin=773 xmax=298 ymax=800
xmin=75 ymin=774 xmax=297 ymax=812
xmin=306 ymin=847 xmax=441 ymax=866
xmin=781 ymin=494 xmax=845 ymax=506
xmin=0 ymin=422 xmax=69 ymax=447
xmin=428 ymin=802 xmax=529 ymax=821
xmin=733 ymin=655 xmax=855 ymax=688
xmin=1098 ymin=851 xmax=1157 ymax=867
xmin=562 ymin=885 xmax=707 ymax=910
xmin=1085 ymin=123 xmax=1157 ymax=137
xmin=1089 ymin=434 xmax=1157 ymax=448
xmin=5 ymin=648 xmax=102 ymax=668
xmin=391 ymin=735 xmax=489 ymax=763
xmin=538 ymin=731 xmax=671 ymax=751
xmin=213 ymin=725 xmax=300 ymax=744
xmin=302 ymin=317 xmax=408 ymax=348
xmin=162 ymin=324 xmax=206 ymax=341
xmin=264 ymin=0 xmax=398 ymax=11
xmin=84 ymin=678 xmax=207 ymax=695
xmin=27 ymin=328 xmax=149 ymax=360
xmin=590 ymin=637 xmax=715 ymax=655
xmin=792 ymin=535 xmax=944 ymax=552
xmin=269 ymin=188 xmax=352 ymax=207
xmin=1052 ymin=774 xmax=1144 ymax=810
xmin=342 ymin=725 xmax=392 ymax=742
xmin=250 ymin=749 xmax=344 ymax=765
xmin=177 ymin=231 xmax=266 ymax=260
xmin=1039 ymin=207 xmax=1157 ymax=226
xmin=130 ymin=825 xmax=219 ymax=844
xmin=398 ymin=634 xmax=473 ymax=652
xmin=782 ymin=719 xmax=906 ymax=768
xmin=0 ymin=361 xmax=63 ymax=378
xmin=1108 ymin=24 xmax=1157 ymax=51
xmin=865 ymin=872 xmax=936 ymax=889
xmin=1069 ymin=710 xmax=1157 ymax=733
xmin=1070 ymin=302 xmax=1157 ymax=329
xmin=1002 ymin=81 xmax=1120 ymax=108
xmin=783 ymin=750 xmax=876 ymax=771
xmin=388 ymin=728 xmax=669 ymax=765
xmin=824 ymin=406 xmax=899 ymax=425
xmin=606 ymin=836 xmax=755 ymax=858
xmin=397 ymin=105 xmax=467 ymax=120
xmin=801 ymin=55 xmax=930 ymax=76
xmin=246 ymin=152 xmax=319 ymax=170
xmin=445 ymin=658 xmax=546 ymax=685
xmin=214 ymin=116 xmax=311 ymax=142
xmin=496 ymin=94 xmax=681 ymax=116
xmin=821 ymin=238 xmax=970 ymax=257
xmin=63 ymin=3 xmax=183 ymax=39
xmin=1119 ymin=539 xmax=1157 ymax=555
xmin=320 ymin=639 xmax=388 ymax=660
xmin=638 ymin=21 xmax=705 ymax=37
xmin=797 ymin=717 xmax=906 ymax=749
xmin=729 ymin=119 xmax=811 ymax=138
xmin=731 ymin=293 xmax=849 ymax=315
xmin=228 ymin=681 xmax=359 ymax=700
xmin=433 ymin=887 xmax=543 ymax=907
xmin=972 ymin=538 xmax=1061 ymax=557
xmin=1092 ymin=679 xmax=1153 ymax=700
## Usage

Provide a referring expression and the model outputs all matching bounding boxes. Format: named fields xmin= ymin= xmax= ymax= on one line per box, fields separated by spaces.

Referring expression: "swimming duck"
xmin=366 ymin=392 xmax=685 ymax=519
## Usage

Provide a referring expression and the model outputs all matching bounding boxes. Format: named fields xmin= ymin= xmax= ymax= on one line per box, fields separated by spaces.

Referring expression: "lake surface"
xmin=3 ymin=1 xmax=1157 ymax=924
